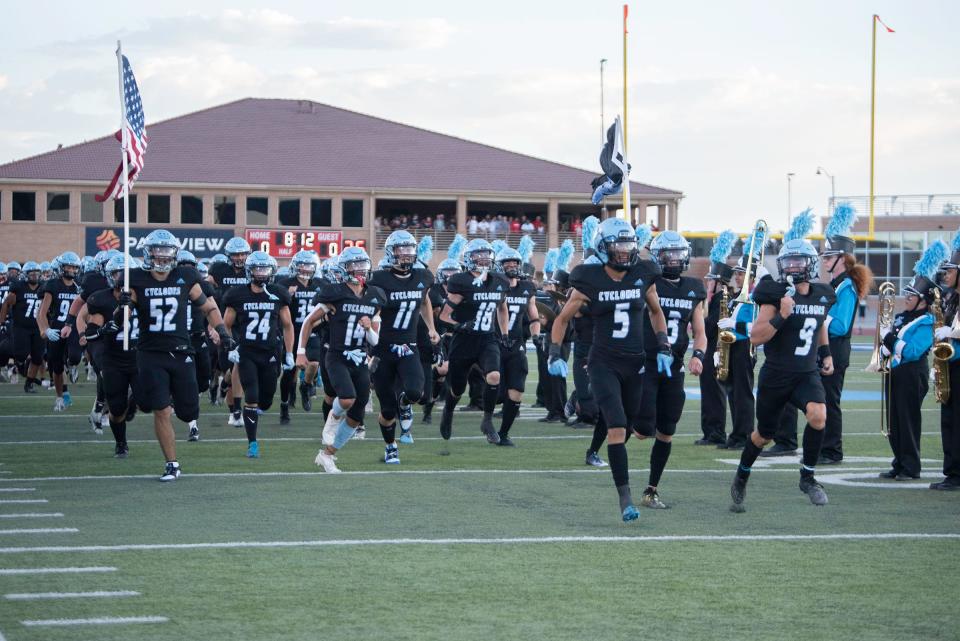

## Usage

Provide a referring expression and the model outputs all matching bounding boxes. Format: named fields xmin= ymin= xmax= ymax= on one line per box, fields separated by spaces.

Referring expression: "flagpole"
xmin=621 ymin=4 xmax=631 ymax=223
xmin=116 ymin=40 xmax=131 ymax=351
xmin=868 ymin=16 xmax=877 ymax=240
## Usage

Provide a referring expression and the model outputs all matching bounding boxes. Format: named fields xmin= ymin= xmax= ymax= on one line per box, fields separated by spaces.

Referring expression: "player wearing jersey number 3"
xmin=550 ymin=218 xmax=672 ymax=522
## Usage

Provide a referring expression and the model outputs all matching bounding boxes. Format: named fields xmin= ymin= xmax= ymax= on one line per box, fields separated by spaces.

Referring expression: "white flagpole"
xmin=115 ymin=40 xmax=131 ymax=351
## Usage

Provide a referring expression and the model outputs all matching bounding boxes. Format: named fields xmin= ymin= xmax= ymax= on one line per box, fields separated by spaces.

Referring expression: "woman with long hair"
xmin=818 ymin=205 xmax=873 ymax=464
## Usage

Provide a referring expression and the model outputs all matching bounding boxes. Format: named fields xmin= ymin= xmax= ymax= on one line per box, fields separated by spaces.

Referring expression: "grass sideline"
xmin=0 ymin=348 xmax=957 ymax=641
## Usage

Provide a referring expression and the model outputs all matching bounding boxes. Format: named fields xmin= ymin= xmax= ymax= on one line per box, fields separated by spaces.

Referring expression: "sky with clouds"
xmin=1 ymin=0 xmax=956 ymax=233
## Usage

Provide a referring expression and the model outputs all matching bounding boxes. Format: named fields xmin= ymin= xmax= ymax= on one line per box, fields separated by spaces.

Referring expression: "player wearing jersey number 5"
xmin=549 ymin=218 xmax=671 ymax=522
xmin=730 ymin=239 xmax=836 ymax=512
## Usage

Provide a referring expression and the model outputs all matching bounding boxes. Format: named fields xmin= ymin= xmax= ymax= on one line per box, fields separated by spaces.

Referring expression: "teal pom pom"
xmin=517 ymin=235 xmax=535 ymax=263
xmin=710 ymin=230 xmax=737 ymax=264
xmin=581 ymin=216 xmax=599 ymax=254
xmin=491 ymin=240 xmax=507 ymax=257
xmin=417 ymin=235 xmax=433 ymax=264
xmin=635 ymin=224 xmax=653 ymax=249
xmin=784 ymin=208 xmax=814 ymax=242
xmin=825 ymin=203 xmax=857 ymax=239
xmin=557 ymin=239 xmax=575 ymax=272
xmin=544 ymin=248 xmax=560 ymax=275
xmin=914 ymin=240 xmax=949 ymax=280
xmin=447 ymin=235 xmax=467 ymax=262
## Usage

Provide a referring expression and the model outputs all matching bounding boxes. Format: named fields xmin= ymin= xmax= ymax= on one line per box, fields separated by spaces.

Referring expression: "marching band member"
xmin=698 ymin=230 xmax=736 ymax=446
xmin=933 ymin=229 xmax=960 ymax=491
xmin=878 ymin=242 xmax=944 ymax=481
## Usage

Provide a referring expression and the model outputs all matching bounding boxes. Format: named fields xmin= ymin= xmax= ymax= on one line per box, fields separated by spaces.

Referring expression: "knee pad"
xmin=380 ymin=408 xmax=397 ymax=421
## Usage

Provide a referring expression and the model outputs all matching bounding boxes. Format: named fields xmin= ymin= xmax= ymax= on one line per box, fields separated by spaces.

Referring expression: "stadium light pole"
xmin=816 ymin=166 xmax=836 ymax=208
xmin=600 ymin=58 xmax=607 ymax=144
xmin=787 ymin=172 xmax=795 ymax=229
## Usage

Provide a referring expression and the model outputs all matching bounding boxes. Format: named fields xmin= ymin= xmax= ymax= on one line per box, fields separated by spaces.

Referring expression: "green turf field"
xmin=0 ymin=345 xmax=957 ymax=640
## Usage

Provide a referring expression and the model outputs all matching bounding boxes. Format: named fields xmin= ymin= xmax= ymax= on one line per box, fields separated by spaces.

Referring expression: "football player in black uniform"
xmin=279 ymin=250 xmax=322 ymax=424
xmin=423 ymin=257 xmax=462 ymax=424
xmin=634 ymin=232 xmax=706 ymax=509
xmin=438 ymin=238 xmax=510 ymax=444
xmin=493 ymin=246 xmax=540 ymax=445
xmin=730 ymin=239 xmax=836 ymax=512
xmin=177 ymin=250 xmax=216 ymax=441
xmin=208 ymin=237 xmax=251 ymax=427
xmin=298 ymin=247 xmax=383 ymax=473
xmin=124 ymin=230 xmax=234 ymax=481
xmin=0 ymin=261 xmax=44 ymax=393
xmin=37 ymin=252 xmax=83 ymax=411
xmin=0 ymin=262 xmax=11 ymax=383
xmin=549 ymin=218 xmax=670 ymax=522
xmin=368 ymin=231 xmax=440 ymax=463
xmin=223 ymin=251 xmax=295 ymax=458
xmin=84 ymin=255 xmax=140 ymax=458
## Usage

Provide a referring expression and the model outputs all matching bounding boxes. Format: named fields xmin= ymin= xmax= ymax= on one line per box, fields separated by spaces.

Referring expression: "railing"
xmin=829 ymin=195 xmax=960 ymax=217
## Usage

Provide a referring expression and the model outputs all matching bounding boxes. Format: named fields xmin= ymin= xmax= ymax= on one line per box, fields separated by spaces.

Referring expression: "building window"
xmin=46 ymin=192 xmax=70 ymax=222
xmin=12 ymin=192 xmax=36 ymax=221
xmin=148 ymin=194 xmax=171 ymax=224
xmin=114 ymin=194 xmax=137 ymax=223
xmin=246 ymin=196 xmax=268 ymax=226
xmin=80 ymin=193 xmax=103 ymax=222
xmin=279 ymin=198 xmax=300 ymax=227
xmin=181 ymin=195 xmax=203 ymax=225
xmin=343 ymin=199 xmax=363 ymax=228
xmin=214 ymin=196 xmax=236 ymax=225
xmin=311 ymin=199 xmax=332 ymax=227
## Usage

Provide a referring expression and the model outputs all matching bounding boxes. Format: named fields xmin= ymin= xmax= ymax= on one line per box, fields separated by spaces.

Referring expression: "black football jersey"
xmin=501 ymin=279 xmax=537 ymax=340
xmin=0 ymin=282 xmax=11 ymax=320
xmin=42 ymin=278 xmax=80 ymax=330
xmin=281 ymin=276 xmax=323 ymax=332
xmin=643 ymin=276 xmax=705 ymax=358
xmin=128 ymin=266 xmax=201 ymax=352
xmin=208 ymin=262 xmax=249 ymax=305
xmin=86 ymin=289 xmax=138 ymax=365
xmin=188 ymin=279 xmax=216 ymax=335
xmin=8 ymin=280 xmax=43 ymax=328
xmin=569 ymin=260 xmax=661 ymax=356
xmin=445 ymin=271 xmax=509 ymax=334
xmin=429 ymin=283 xmax=455 ymax=334
xmin=753 ymin=279 xmax=836 ymax=372
xmin=316 ymin=283 xmax=386 ymax=352
xmin=78 ymin=271 xmax=110 ymax=302
xmin=368 ymin=268 xmax=435 ymax=345
xmin=224 ymin=284 xmax=292 ymax=352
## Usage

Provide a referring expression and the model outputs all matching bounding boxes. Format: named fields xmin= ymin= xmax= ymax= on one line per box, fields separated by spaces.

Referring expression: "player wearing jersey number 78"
xmin=550 ymin=218 xmax=671 ymax=522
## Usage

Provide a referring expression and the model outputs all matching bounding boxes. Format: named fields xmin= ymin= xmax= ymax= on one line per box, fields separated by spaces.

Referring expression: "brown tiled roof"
xmin=0 ymin=98 xmax=681 ymax=197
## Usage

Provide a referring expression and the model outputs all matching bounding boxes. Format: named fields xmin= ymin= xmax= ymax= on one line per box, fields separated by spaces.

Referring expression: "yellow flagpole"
xmin=868 ymin=14 xmax=878 ymax=239
xmin=622 ymin=4 xmax=629 ymax=222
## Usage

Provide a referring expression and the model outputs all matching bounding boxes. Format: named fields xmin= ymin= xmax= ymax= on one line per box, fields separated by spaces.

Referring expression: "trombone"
xmin=735 ymin=220 xmax=768 ymax=304
xmin=866 ymin=282 xmax=896 ymax=437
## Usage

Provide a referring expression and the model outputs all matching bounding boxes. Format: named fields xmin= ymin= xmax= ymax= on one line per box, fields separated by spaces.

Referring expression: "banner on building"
xmin=85 ymin=226 xmax=234 ymax=258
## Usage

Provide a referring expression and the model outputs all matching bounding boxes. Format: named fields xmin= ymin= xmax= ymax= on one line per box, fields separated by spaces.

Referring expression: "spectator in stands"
xmin=467 ymin=215 xmax=479 ymax=235
xmin=434 ymin=214 xmax=446 ymax=231
xmin=510 ymin=217 xmax=521 ymax=233
xmin=572 ymin=218 xmax=582 ymax=235
xmin=478 ymin=216 xmax=491 ymax=235
xmin=534 ymin=216 xmax=545 ymax=233
xmin=521 ymin=217 xmax=534 ymax=233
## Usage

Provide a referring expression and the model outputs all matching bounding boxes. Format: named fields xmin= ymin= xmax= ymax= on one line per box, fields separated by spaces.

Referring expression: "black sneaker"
xmin=817 ymin=455 xmax=843 ymax=465
xmin=759 ymin=443 xmax=797 ymax=457
xmin=878 ymin=469 xmax=899 ymax=479
xmin=694 ymin=436 xmax=724 ymax=446
xmin=114 ymin=443 xmax=128 ymax=459
xmin=538 ymin=413 xmax=562 ymax=423
xmin=730 ymin=476 xmax=747 ymax=513
xmin=300 ymin=382 xmax=312 ymax=412
xmin=496 ymin=435 xmax=515 ymax=447
xmin=930 ymin=478 xmax=960 ymax=491
xmin=480 ymin=413 xmax=500 ymax=444
xmin=459 ymin=403 xmax=482 ymax=412
xmin=894 ymin=473 xmax=921 ymax=481
xmin=279 ymin=403 xmax=291 ymax=426
xmin=719 ymin=441 xmax=745 ymax=451
xmin=439 ymin=402 xmax=455 ymax=440
xmin=799 ymin=475 xmax=828 ymax=505
xmin=422 ymin=403 xmax=433 ymax=424
xmin=160 ymin=461 xmax=181 ymax=482
xmin=24 ymin=381 xmax=37 ymax=394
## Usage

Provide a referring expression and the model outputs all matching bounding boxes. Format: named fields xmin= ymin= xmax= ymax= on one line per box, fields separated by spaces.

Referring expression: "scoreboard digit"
xmin=245 ymin=230 xmax=365 ymax=260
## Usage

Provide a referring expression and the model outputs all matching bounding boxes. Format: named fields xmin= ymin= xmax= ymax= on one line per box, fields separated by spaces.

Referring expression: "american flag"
xmin=97 ymin=55 xmax=148 ymax=202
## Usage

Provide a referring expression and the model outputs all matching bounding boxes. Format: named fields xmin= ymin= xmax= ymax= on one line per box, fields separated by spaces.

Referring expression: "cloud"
xmin=0 ymin=75 xmax=7 ymax=91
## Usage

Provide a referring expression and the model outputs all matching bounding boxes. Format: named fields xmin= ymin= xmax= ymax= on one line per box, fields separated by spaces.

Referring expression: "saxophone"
xmin=932 ymin=287 xmax=954 ymax=404
xmin=716 ymin=285 xmax=735 ymax=382
xmin=866 ymin=282 xmax=895 ymax=437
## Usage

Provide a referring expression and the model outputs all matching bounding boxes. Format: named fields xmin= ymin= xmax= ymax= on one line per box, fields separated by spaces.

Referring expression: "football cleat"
xmin=384 ymin=445 xmax=400 ymax=464
xmin=159 ymin=461 xmax=181 ymax=482
xmin=114 ymin=443 xmax=129 ymax=459
xmin=315 ymin=450 xmax=341 ymax=473
xmin=496 ymin=435 xmax=515 ymax=447
xmin=352 ymin=425 xmax=366 ymax=440
xmin=585 ymin=450 xmax=608 ymax=467
xmin=398 ymin=403 xmax=414 ymax=433
xmin=247 ymin=441 xmax=260 ymax=458
xmin=640 ymin=487 xmax=669 ymax=509
xmin=228 ymin=413 xmax=243 ymax=428
xmin=480 ymin=413 xmax=500 ymax=445
xmin=563 ymin=395 xmax=576 ymax=419
xmin=322 ymin=411 xmax=340 ymax=446
xmin=300 ymin=382 xmax=312 ymax=412
xmin=68 ymin=366 xmax=79 ymax=384
xmin=799 ymin=476 xmax=828 ymax=506
xmin=53 ymin=397 xmax=65 ymax=412
xmin=622 ymin=505 xmax=640 ymax=522
xmin=24 ymin=380 xmax=36 ymax=394
xmin=41 ymin=379 xmax=50 ymax=389
xmin=100 ymin=413 xmax=110 ymax=428
xmin=439 ymin=402 xmax=455 ymax=440
xmin=187 ymin=421 xmax=200 ymax=442
xmin=279 ymin=402 xmax=291 ymax=426
xmin=399 ymin=429 xmax=414 ymax=445
xmin=730 ymin=476 xmax=747 ymax=513
xmin=62 ymin=391 xmax=72 ymax=407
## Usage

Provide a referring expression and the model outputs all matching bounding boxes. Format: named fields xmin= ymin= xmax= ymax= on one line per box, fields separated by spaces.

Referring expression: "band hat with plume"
xmin=543 ymin=247 xmax=560 ymax=280
xmin=490 ymin=239 xmax=507 ymax=257
xmin=556 ymin=239 xmax=575 ymax=273
xmin=905 ymin=239 xmax=949 ymax=302
xmin=946 ymin=225 xmax=960 ymax=268
xmin=517 ymin=235 xmax=535 ymax=263
xmin=823 ymin=203 xmax=858 ymax=256
xmin=447 ymin=234 xmax=467 ymax=262
xmin=733 ymin=225 xmax=767 ymax=273
xmin=416 ymin=235 xmax=433 ymax=265
xmin=581 ymin=216 xmax=599 ymax=257
xmin=635 ymin=223 xmax=653 ymax=249
xmin=784 ymin=208 xmax=815 ymax=242
xmin=707 ymin=229 xmax=737 ymax=281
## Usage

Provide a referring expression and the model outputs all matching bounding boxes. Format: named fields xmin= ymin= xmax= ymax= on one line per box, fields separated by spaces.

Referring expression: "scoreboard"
xmin=245 ymin=230 xmax=367 ymax=260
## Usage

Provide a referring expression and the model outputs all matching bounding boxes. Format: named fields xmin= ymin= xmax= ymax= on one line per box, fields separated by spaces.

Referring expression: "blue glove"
xmin=548 ymin=357 xmax=568 ymax=378
xmin=45 ymin=328 xmax=61 ymax=342
xmin=343 ymin=349 xmax=366 ymax=366
xmin=390 ymin=343 xmax=414 ymax=358
xmin=657 ymin=352 xmax=674 ymax=378
xmin=283 ymin=352 xmax=295 ymax=371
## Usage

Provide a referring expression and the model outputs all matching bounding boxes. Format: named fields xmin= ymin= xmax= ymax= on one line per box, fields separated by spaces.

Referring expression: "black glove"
xmin=215 ymin=324 xmax=237 ymax=352
xmin=118 ymin=291 xmax=134 ymax=309
xmin=101 ymin=320 xmax=121 ymax=337
xmin=432 ymin=343 xmax=445 ymax=367
xmin=531 ymin=333 xmax=544 ymax=349
xmin=0 ymin=324 xmax=7 ymax=338
xmin=882 ymin=331 xmax=897 ymax=353
xmin=499 ymin=334 xmax=515 ymax=350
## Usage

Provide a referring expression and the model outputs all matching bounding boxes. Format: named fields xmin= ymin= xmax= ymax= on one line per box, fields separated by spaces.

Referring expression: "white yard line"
xmin=0 ymin=566 xmax=116 ymax=575
xmin=0 ymin=513 xmax=63 ymax=519
xmin=0 ymin=500 xmax=46 ymax=504
xmin=1 ymin=532 xmax=956 ymax=555
xmin=0 ymin=489 xmax=34 ymax=492
xmin=6 ymin=590 xmax=139 ymax=600
xmin=21 ymin=616 xmax=168 ymax=627
xmin=0 ymin=528 xmax=77 ymax=535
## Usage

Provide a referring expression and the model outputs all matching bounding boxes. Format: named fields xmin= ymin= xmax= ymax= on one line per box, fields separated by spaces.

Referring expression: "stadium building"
xmin=0 ymin=98 xmax=682 ymax=265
